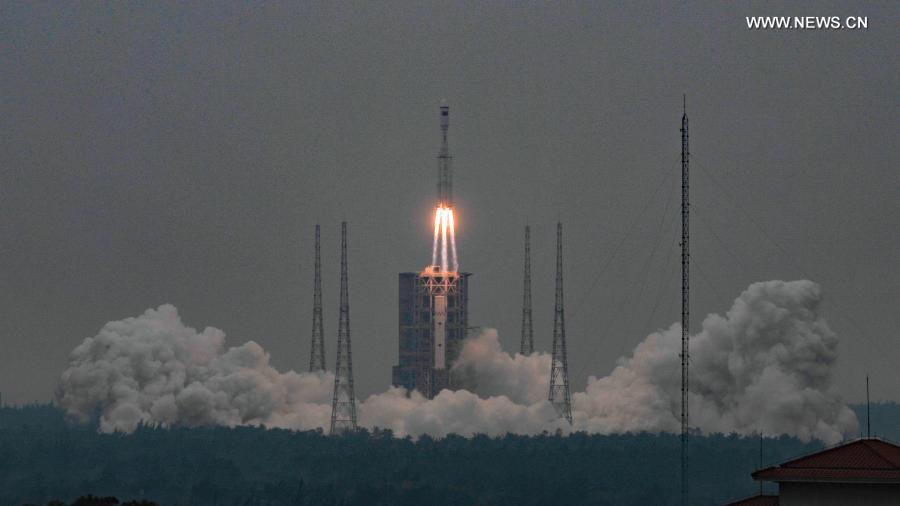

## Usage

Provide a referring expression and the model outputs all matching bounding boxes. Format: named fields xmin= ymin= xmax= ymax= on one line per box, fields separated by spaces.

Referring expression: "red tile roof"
xmin=753 ymin=438 xmax=900 ymax=483
xmin=724 ymin=494 xmax=779 ymax=506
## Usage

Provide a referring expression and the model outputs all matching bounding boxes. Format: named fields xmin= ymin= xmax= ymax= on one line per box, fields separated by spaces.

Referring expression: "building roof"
xmin=724 ymin=494 xmax=779 ymax=506
xmin=753 ymin=438 xmax=900 ymax=483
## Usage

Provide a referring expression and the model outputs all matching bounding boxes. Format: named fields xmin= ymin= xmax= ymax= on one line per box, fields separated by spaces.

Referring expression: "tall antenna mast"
xmin=309 ymin=224 xmax=326 ymax=372
xmin=520 ymin=225 xmax=534 ymax=355
xmin=866 ymin=375 xmax=871 ymax=438
xmin=549 ymin=222 xmax=572 ymax=423
xmin=680 ymin=95 xmax=690 ymax=506
xmin=330 ymin=222 xmax=357 ymax=433
xmin=759 ymin=432 xmax=764 ymax=495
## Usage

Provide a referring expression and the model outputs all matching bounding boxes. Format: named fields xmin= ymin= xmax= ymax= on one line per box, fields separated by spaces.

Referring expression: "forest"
xmin=1 ymin=403 xmax=897 ymax=506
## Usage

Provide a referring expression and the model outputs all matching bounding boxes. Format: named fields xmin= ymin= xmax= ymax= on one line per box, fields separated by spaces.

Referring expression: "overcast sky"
xmin=1 ymin=2 xmax=897 ymax=406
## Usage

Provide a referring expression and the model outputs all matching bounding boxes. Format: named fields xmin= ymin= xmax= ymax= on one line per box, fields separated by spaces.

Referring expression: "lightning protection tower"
xmin=549 ymin=222 xmax=572 ymax=423
xmin=330 ymin=221 xmax=358 ymax=434
xmin=520 ymin=225 xmax=534 ymax=355
xmin=680 ymin=96 xmax=690 ymax=506
xmin=309 ymin=224 xmax=326 ymax=372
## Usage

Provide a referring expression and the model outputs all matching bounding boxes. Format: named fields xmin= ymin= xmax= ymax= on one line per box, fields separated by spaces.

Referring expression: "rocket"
xmin=437 ymin=105 xmax=452 ymax=207
xmin=430 ymin=104 xmax=458 ymax=273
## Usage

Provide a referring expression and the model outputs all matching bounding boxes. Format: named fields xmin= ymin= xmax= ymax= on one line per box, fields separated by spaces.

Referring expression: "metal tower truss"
xmin=330 ymin=222 xmax=358 ymax=434
xmin=680 ymin=97 xmax=691 ymax=506
xmin=549 ymin=222 xmax=572 ymax=424
xmin=309 ymin=224 xmax=326 ymax=372
xmin=520 ymin=225 xmax=534 ymax=355
xmin=419 ymin=267 xmax=461 ymax=297
xmin=416 ymin=267 xmax=463 ymax=397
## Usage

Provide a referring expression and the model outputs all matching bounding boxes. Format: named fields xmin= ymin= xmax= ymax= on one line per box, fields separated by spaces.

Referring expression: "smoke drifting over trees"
xmin=56 ymin=306 xmax=333 ymax=433
xmin=571 ymin=280 xmax=857 ymax=443
xmin=57 ymin=280 xmax=856 ymax=443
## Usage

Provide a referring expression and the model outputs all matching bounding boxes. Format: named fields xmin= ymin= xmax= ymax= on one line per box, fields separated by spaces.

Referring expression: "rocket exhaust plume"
xmin=432 ymin=209 xmax=441 ymax=267
xmin=448 ymin=209 xmax=458 ymax=272
xmin=440 ymin=208 xmax=449 ymax=272
xmin=432 ymin=206 xmax=458 ymax=273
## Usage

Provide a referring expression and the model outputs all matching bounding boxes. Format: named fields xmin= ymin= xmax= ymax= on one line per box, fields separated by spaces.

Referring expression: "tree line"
xmin=1 ymin=403 xmax=896 ymax=505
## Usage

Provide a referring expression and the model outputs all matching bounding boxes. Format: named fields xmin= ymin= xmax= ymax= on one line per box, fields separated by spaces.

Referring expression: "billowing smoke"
xmin=451 ymin=328 xmax=549 ymax=405
xmin=55 ymin=304 xmax=563 ymax=436
xmin=57 ymin=280 xmax=857 ymax=443
xmin=56 ymin=305 xmax=333 ymax=433
xmin=360 ymin=387 xmax=565 ymax=438
xmin=573 ymin=280 xmax=858 ymax=443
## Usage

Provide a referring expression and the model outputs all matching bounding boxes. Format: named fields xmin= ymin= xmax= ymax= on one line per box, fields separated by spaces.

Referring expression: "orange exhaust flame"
xmin=430 ymin=206 xmax=458 ymax=273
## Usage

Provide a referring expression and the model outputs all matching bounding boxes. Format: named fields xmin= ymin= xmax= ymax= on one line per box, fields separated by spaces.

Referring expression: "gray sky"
xmin=1 ymin=2 xmax=897 ymax=406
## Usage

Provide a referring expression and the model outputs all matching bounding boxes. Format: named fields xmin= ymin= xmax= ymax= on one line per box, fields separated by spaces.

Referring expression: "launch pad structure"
xmin=393 ymin=268 xmax=470 ymax=398
xmin=392 ymin=105 xmax=471 ymax=399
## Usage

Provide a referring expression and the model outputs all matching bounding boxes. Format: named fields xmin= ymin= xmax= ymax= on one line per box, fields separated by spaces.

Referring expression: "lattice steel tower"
xmin=548 ymin=222 xmax=572 ymax=423
xmin=309 ymin=224 xmax=326 ymax=372
xmin=520 ymin=225 xmax=534 ymax=355
xmin=330 ymin=221 xmax=357 ymax=433
xmin=680 ymin=96 xmax=690 ymax=506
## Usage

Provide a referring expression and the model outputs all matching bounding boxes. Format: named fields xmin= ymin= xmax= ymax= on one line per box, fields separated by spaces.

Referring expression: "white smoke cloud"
xmin=451 ymin=328 xmax=550 ymax=405
xmin=576 ymin=280 xmax=857 ymax=443
xmin=359 ymin=387 xmax=565 ymax=438
xmin=56 ymin=305 xmax=333 ymax=433
xmin=57 ymin=280 xmax=857 ymax=443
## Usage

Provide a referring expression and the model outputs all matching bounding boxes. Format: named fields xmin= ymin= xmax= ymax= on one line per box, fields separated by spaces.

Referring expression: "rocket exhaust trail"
xmin=448 ymin=209 xmax=458 ymax=272
xmin=432 ymin=208 xmax=441 ymax=267
xmin=441 ymin=209 xmax=449 ymax=272
xmin=431 ymin=206 xmax=457 ymax=273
